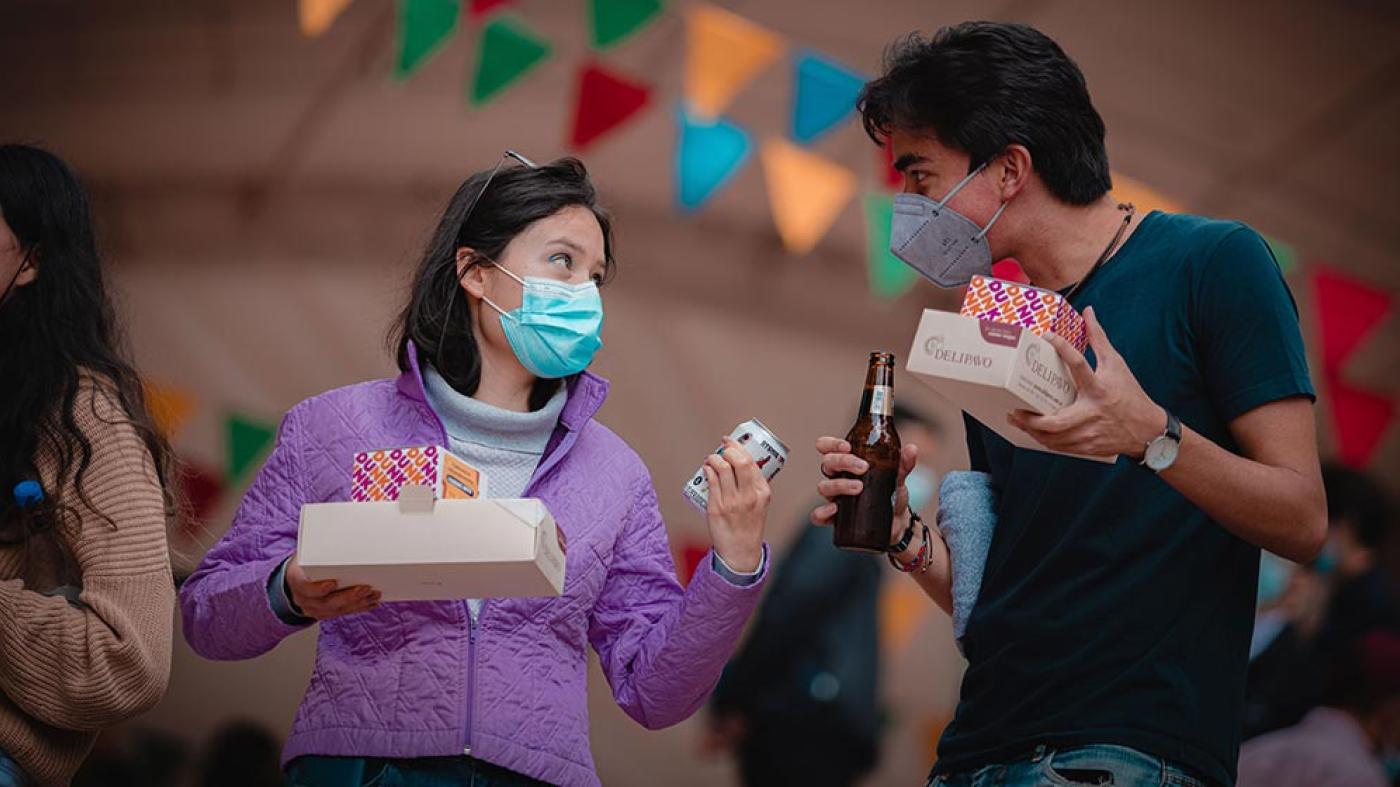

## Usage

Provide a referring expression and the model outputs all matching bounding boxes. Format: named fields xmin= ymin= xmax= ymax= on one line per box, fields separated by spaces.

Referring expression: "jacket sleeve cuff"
xmin=710 ymin=544 xmax=769 ymax=587
xmin=266 ymin=555 xmax=313 ymax=626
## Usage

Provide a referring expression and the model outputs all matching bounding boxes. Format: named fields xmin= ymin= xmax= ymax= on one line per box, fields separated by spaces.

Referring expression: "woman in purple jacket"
xmin=179 ymin=154 xmax=774 ymax=786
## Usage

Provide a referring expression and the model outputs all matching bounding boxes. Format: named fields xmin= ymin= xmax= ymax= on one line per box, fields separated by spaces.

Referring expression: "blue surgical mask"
xmin=1257 ymin=551 xmax=1293 ymax=607
xmin=482 ymin=264 xmax=604 ymax=379
xmin=889 ymin=162 xmax=1010 ymax=288
xmin=1313 ymin=538 xmax=1338 ymax=576
xmin=905 ymin=467 xmax=939 ymax=514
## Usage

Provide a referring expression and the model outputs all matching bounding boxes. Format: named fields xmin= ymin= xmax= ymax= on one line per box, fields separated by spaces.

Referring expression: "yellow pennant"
xmin=299 ymin=0 xmax=354 ymax=37
xmin=761 ymin=138 xmax=855 ymax=255
xmin=1110 ymin=171 xmax=1184 ymax=215
xmin=144 ymin=380 xmax=197 ymax=440
xmin=684 ymin=4 xmax=784 ymax=119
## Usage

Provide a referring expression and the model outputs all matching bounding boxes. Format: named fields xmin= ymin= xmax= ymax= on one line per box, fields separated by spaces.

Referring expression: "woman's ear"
xmin=16 ymin=248 xmax=38 ymax=287
xmin=456 ymin=247 xmax=487 ymax=299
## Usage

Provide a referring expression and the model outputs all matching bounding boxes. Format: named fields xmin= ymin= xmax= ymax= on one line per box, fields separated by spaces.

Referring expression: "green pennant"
xmin=590 ymin=0 xmax=663 ymax=51
xmin=226 ymin=414 xmax=277 ymax=483
xmin=394 ymin=0 xmax=459 ymax=80
xmin=1264 ymin=234 xmax=1298 ymax=276
xmin=469 ymin=15 xmax=552 ymax=106
xmin=864 ymin=193 xmax=917 ymax=299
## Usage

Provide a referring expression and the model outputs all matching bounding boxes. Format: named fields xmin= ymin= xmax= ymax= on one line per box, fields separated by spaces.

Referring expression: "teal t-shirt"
xmin=935 ymin=212 xmax=1315 ymax=786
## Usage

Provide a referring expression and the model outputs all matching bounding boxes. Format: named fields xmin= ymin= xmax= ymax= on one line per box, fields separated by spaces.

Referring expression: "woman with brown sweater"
xmin=0 ymin=144 xmax=175 ymax=787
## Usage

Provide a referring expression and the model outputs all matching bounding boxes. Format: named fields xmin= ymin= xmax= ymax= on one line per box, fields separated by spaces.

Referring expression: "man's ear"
xmin=456 ymin=247 xmax=487 ymax=299
xmin=997 ymin=144 xmax=1033 ymax=202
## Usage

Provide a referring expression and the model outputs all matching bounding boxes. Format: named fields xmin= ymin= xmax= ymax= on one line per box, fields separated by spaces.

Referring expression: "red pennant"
xmin=1327 ymin=376 xmax=1395 ymax=468
xmin=992 ymin=258 xmax=1031 ymax=284
xmin=879 ymin=143 xmax=902 ymax=191
xmin=568 ymin=62 xmax=651 ymax=152
xmin=470 ymin=0 xmax=514 ymax=18
xmin=678 ymin=543 xmax=709 ymax=586
xmin=178 ymin=461 xmax=225 ymax=538
xmin=1312 ymin=265 xmax=1392 ymax=375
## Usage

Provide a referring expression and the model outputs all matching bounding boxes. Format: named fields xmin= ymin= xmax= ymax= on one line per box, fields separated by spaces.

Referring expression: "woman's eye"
xmin=549 ymin=252 xmax=573 ymax=268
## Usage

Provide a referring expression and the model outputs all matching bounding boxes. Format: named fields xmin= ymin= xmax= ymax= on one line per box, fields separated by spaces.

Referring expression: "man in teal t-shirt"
xmin=811 ymin=22 xmax=1326 ymax=787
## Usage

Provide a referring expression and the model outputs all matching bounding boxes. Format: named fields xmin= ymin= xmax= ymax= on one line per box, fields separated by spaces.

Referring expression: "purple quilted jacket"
xmin=179 ymin=347 xmax=769 ymax=786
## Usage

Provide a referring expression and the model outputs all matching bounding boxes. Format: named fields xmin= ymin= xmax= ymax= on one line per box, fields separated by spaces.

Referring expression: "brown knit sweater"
xmin=0 ymin=381 xmax=174 ymax=786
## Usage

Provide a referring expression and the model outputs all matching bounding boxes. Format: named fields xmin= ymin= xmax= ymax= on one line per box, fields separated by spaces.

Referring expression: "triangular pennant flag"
xmin=226 ymin=414 xmax=277 ymax=482
xmin=590 ymin=0 xmax=664 ymax=51
xmin=299 ymin=0 xmax=354 ymax=37
xmin=1263 ymin=235 xmax=1298 ymax=276
xmin=684 ymin=4 xmax=783 ymax=119
xmin=761 ymin=138 xmax=855 ymax=254
xmin=144 ymin=380 xmax=197 ymax=440
xmin=677 ymin=542 xmax=709 ymax=586
xmin=791 ymin=50 xmax=865 ymax=145
xmin=1110 ymin=171 xmax=1184 ymax=215
xmin=675 ymin=106 xmax=751 ymax=212
xmin=992 ymin=258 xmax=1031 ymax=284
xmin=569 ymin=63 xmax=651 ymax=152
xmin=1327 ymin=377 xmax=1395 ymax=467
xmin=470 ymin=0 xmax=514 ymax=18
xmin=863 ymin=192 xmax=917 ymax=299
xmin=393 ymin=0 xmax=459 ymax=80
xmin=470 ymin=15 xmax=552 ymax=106
xmin=879 ymin=142 xmax=902 ymax=191
xmin=178 ymin=460 xmax=225 ymax=538
xmin=1311 ymin=265 xmax=1393 ymax=374
xmin=879 ymin=581 xmax=927 ymax=653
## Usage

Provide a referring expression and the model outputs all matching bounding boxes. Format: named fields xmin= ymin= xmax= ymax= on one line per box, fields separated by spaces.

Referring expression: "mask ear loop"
xmin=1 ymin=246 xmax=34 ymax=306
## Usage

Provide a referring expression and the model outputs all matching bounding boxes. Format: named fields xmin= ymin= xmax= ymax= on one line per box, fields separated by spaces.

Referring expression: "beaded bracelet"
xmin=888 ymin=522 xmax=932 ymax=574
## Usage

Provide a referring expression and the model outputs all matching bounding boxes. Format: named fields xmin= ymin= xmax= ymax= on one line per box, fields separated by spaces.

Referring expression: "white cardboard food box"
xmin=297 ymin=484 xmax=567 ymax=601
xmin=905 ymin=309 xmax=1115 ymax=463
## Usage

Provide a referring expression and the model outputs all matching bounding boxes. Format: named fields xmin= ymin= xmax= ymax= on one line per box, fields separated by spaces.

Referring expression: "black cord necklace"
xmin=1062 ymin=202 xmax=1135 ymax=301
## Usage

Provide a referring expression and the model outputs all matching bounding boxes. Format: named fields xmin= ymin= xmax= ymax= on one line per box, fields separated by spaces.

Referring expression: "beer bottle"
xmin=833 ymin=352 xmax=902 ymax=552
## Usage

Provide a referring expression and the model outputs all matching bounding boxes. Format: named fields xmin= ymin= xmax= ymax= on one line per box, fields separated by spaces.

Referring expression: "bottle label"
xmin=869 ymin=385 xmax=893 ymax=416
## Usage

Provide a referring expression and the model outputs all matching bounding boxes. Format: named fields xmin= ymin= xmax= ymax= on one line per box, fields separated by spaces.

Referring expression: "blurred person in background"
xmin=1245 ymin=463 xmax=1398 ymax=739
xmin=179 ymin=155 xmax=774 ymax=786
xmin=1238 ymin=629 xmax=1400 ymax=787
xmin=0 ymin=144 xmax=176 ymax=787
xmin=814 ymin=21 xmax=1325 ymax=787
xmin=707 ymin=406 xmax=941 ymax=787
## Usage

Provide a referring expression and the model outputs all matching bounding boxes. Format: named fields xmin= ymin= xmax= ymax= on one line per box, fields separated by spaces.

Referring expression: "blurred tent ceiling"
xmin=1 ymin=0 xmax=1398 ymax=298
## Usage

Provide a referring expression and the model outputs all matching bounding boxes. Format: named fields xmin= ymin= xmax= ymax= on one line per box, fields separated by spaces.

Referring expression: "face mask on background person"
xmin=890 ymin=161 xmax=1010 ymax=288
xmin=479 ymin=262 xmax=604 ymax=379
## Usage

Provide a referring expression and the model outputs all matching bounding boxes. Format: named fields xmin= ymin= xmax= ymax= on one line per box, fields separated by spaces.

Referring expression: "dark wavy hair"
xmin=858 ymin=22 xmax=1112 ymax=205
xmin=0 ymin=144 xmax=175 ymax=580
xmin=392 ymin=156 xmax=615 ymax=411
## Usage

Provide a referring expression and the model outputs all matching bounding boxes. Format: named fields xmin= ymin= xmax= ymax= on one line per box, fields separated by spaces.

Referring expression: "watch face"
xmin=1145 ymin=437 xmax=1179 ymax=471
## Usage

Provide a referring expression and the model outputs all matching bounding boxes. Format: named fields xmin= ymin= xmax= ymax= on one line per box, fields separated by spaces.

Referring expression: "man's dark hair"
xmin=1322 ymin=463 xmax=1394 ymax=550
xmin=858 ymin=22 xmax=1112 ymax=205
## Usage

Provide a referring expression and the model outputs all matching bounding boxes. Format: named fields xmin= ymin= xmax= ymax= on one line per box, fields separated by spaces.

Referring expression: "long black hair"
xmin=392 ymin=156 xmax=615 ymax=411
xmin=0 ymin=144 xmax=175 ymax=577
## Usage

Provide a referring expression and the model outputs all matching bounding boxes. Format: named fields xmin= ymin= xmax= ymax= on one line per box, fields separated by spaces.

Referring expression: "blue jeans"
xmin=928 ymin=745 xmax=1208 ymax=787
xmin=0 ymin=752 xmax=27 ymax=787
xmin=286 ymin=755 xmax=549 ymax=787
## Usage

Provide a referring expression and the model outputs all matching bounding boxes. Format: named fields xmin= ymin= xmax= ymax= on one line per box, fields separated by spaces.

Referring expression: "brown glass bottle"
xmin=833 ymin=352 xmax=902 ymax=553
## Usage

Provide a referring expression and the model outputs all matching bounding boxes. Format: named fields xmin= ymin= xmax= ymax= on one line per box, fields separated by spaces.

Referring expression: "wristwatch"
xmin=1141 ymin=411 xmax=1182 ymax=473
xmin=888 ymin=511 xmax=921 ymax=554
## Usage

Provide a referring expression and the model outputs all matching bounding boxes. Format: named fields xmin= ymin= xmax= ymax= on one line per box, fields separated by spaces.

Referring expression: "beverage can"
xmin=683 ymin=418 xmax=788 ymax=513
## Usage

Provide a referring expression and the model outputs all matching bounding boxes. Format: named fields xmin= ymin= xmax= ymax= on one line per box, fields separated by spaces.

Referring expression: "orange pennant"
xmin=761 ymin=138 xmax=855 ymax=254
xmin=299 ymin=0 xmax=354 ymax=37
xmin=1110 ymin=171 xmax=1184 ymax=215
xmin=879 ymin=580 xmax=928 ymax=654
xmin=145 ymin=381 xmax=197 ymax=440
xmin=684 ymin=4 xmax=784 ymax=119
